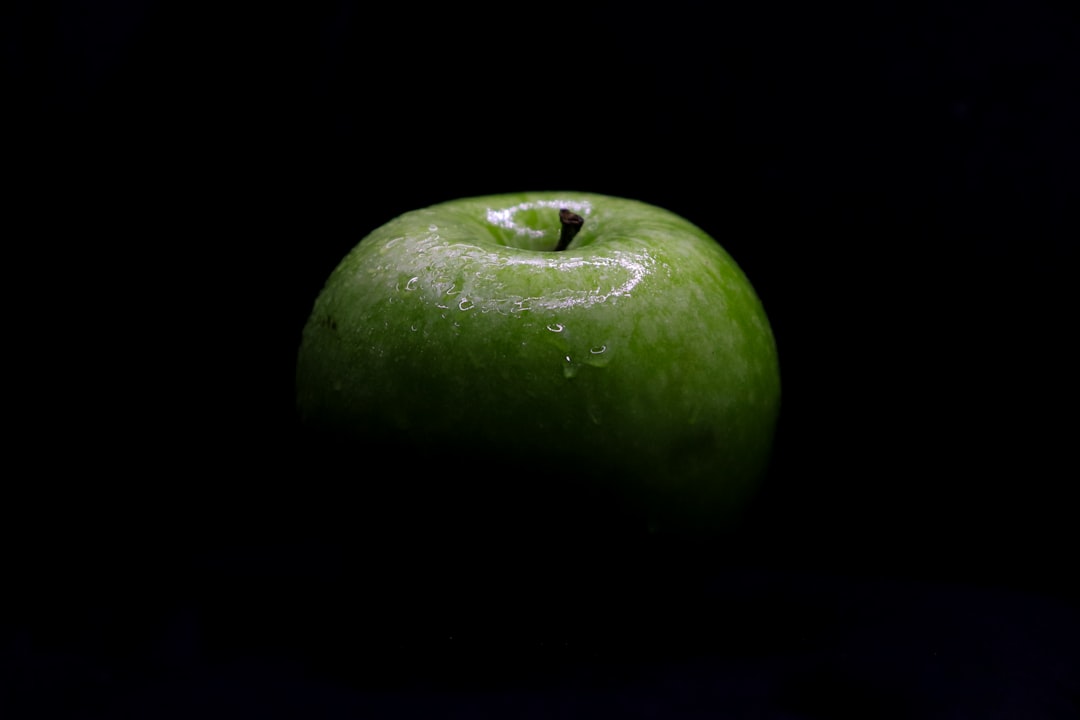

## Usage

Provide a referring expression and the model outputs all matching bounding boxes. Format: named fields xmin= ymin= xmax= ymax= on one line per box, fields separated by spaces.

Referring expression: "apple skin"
xmin=296 ymin=192 xmax=780 ymax=541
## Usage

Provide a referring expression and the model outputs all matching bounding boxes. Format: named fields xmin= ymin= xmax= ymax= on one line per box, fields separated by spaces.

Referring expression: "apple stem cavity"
xmin=555 ymin=208 xmax=585 ymax=251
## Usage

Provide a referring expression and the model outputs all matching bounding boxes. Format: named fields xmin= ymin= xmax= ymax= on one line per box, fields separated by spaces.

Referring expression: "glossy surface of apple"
xmin=296 ymin=192 xmax=780 ymax=538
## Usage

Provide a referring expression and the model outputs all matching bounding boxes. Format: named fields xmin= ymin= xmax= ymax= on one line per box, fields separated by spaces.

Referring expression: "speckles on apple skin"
xmin=318 ymin=314 xmax=338 ymax=332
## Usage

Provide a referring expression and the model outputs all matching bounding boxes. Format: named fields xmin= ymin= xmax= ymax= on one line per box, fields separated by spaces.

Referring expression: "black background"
xmin=6 ymin=1 xmax=1079 ymax=717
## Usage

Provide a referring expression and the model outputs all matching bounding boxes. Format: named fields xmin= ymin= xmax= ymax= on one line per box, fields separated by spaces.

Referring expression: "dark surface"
xmin=6 ymin=1 xmax=1079 ymax=717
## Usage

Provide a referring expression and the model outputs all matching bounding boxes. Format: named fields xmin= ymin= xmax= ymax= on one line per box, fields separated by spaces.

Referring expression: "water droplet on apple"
xmin=546 ymin=323 xmax=564 ymax=333
xmin=428 ymin=224 xmax=439 ymax=232
xmin=410 ymin=324 xmax=418 ymax=332
xmin=458 ymin=298 xmax=474 ymax=311
xmin=562 ymin=356 xmax=579 ymax=379
xmin=583 ymin=344 xmax=612 ymax=368
xmin=405 ymin=276 xmax=419 ymax=291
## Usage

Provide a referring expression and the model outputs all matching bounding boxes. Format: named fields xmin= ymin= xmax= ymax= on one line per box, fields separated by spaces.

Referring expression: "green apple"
xmin=296 ymin=192 xmax=780 ymax=542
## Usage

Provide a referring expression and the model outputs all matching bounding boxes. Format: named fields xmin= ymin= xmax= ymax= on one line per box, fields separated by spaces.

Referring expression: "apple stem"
xmin=555 ymin=209 xmax=584 ymax=251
